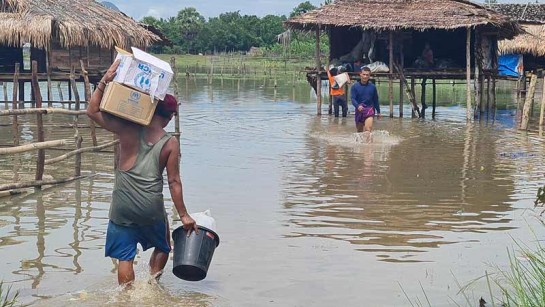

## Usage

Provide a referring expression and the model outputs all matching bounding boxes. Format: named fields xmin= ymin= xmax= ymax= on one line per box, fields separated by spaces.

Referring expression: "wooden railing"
xmin=0 ymin=60 xmax=116 ymax=197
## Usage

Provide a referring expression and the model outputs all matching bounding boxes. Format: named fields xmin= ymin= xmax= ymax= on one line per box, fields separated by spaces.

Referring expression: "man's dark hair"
xmin=361 ymin=66 xmax=371 ymax=73
xmin=329 ymin=67 xmax=338 ymax=76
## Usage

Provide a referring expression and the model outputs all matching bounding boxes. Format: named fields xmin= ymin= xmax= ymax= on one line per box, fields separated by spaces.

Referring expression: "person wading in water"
xmin=87 ymin=60 xmax=198 ymax=286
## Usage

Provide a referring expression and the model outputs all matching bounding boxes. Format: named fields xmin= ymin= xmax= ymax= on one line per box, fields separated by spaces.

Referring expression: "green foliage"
xmin=140 ymin=3 xmax=324 ymax=58
xmin=0 ymin=281 xmax=19 ymax=307
xmin=290 ymin=1 xmax=317 ymax=17
xmin=496 ymin=242 xmax=545 ymax=307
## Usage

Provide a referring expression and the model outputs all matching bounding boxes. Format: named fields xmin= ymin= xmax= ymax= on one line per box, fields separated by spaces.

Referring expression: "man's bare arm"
xmin=165 ymin=138 xmax=197 ymax=233
xmin=86 ymin=60 xmax=130 ymax=134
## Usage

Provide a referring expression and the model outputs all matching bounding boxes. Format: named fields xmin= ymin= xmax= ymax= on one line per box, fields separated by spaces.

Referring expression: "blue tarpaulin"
xmin=498 ymin=54 xmax=523 ymax=77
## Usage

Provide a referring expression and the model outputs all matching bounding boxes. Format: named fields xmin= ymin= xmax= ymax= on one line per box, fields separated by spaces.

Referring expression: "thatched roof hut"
xmin=488 ymin=4 xmax=545 ymax=70
xmin=285 ymin=0 xmax=524 ymax=119
xmin=285 ymin=0 xmax=522 ymax=68
xmin=0 ymin=0 xmax=160 ymax=49
xmin=0 ymin=0 xmax=162 ymax=74
xmin=488 ymin=4 xmax=545 ymax=56
xmin=285 ymin=0 xmax=520 ymax=37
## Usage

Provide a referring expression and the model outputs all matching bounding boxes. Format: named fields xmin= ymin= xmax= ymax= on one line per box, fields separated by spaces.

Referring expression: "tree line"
xmin=140 ymin=1 xmax=328 ymax=58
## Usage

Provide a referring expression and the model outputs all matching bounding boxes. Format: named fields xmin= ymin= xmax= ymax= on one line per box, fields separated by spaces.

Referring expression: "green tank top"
xmin=109 ymin=129 xmax=172 ymax=226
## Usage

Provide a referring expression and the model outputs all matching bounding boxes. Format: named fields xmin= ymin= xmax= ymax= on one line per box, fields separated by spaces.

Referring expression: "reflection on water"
xmin=0 ymin=76 xmax=544 ymax=306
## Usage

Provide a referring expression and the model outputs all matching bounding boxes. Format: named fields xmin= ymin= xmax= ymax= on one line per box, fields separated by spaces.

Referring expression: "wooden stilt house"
xmin=285 ymin=0 xmax=522 ymax=120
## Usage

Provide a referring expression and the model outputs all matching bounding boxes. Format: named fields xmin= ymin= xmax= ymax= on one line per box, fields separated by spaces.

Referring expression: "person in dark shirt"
xmin=350 ymin=67 xmax=381 ymax=134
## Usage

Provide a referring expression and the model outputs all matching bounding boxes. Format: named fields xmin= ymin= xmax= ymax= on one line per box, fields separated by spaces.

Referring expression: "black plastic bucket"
xmin=172 ymin=225 xmax=220 ymax=281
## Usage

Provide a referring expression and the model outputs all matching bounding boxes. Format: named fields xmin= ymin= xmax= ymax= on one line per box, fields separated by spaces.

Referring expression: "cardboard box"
xmin=114 ymin=46 xmax=173 ymax=100
xmin=99 ymin=82 xmax=158 ymax=126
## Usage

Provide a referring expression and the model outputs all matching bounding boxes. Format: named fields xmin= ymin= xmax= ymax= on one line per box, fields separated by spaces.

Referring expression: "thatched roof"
xmin=498 ymin=24 xmax=545 ymax=56
xmin=0 ymin=0 xmax=161 ymax=49
xmin=487 ymin=3 xmax=545 ymax=24
xmin=285 ymin=0 xmax=522 ymax=38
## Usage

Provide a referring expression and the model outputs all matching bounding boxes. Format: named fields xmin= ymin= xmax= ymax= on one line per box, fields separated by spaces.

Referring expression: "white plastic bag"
xmin=191 ymin=209 xmax=217 ymax=232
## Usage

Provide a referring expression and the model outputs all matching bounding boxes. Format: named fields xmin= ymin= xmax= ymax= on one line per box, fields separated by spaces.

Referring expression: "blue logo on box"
xmin=134 ymin=72 xmax=151 ymax=91
xmin=137 ymin=63 xmax=151 ymax=73
xmin=130 ymin=91 xmax=141 ymax=100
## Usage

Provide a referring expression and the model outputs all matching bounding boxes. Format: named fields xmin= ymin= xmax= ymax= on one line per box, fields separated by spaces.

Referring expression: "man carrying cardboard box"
xmin=87 ymin=60 xmax=198 ymax=286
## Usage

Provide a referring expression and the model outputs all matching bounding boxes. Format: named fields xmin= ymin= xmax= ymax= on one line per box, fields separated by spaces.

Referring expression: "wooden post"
xmin=491 ymin=73 xmax=496 ymax=119
xmin=170 ymin=57 xmax=181 ymax=142
xmin=3 ymin=82 xmax=7 ymax=105
xmin=399 ymin=40 xmax=404 ymax=118
xmin=520 ymin=73 xmax=537 ymax=130
xmin=432 ymin=78 xmax=436 ymax=119
xmin=80 ymin=60 xmax=97 ymax=146
xmin=466 ymin=27 xmax=472 ymax=121
xmin=57 ymin=82 xmax=64 ymax=101
xmin=18 ymin=80 xmax=24 ymax=105
xmin=486 ymin=75 xmax=490 ymax=118
xmin=31 ymin=61 xmax=45 ymax=186
xmin=74 ymin=136 xmax=83 ymax=177
xmin=421 ymin=78 xmax=427 ymax=118
xmin=539 ymin=76 xmax=545 ymax=136
xmin=411 ymin=77 xmax=416 ymax=118
xmin=12 ymin=63 xmax=20 ymax=146
xmin=46 ymin=44 xmax=52 ymax=107
xmin=316 ymin=28 xmax=322 ymax=116
xmin=388 ymin=31 xmax=394 ymax=118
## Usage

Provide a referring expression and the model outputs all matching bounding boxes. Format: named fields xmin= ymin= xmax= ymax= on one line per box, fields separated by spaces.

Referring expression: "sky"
xmin=108 ymin=0 xmax=542 ymax=21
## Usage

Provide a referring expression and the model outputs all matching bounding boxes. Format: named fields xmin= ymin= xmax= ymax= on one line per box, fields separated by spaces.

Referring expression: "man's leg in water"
xmin=149 ymin=248 xmax=169 ymax=280
xmin=118 ymin=260 xmax=135 ymax=285
xmin=364 ymin=117 xmax=374 ymax=142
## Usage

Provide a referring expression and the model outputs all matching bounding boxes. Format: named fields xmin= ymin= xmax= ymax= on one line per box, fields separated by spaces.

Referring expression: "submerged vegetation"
xmin=0 ymin=281 xmax=19 ymax=307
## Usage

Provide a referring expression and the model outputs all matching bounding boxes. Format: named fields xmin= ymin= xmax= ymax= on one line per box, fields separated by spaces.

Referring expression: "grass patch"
xmin=0 ymin=281 xmax=19 ymax=307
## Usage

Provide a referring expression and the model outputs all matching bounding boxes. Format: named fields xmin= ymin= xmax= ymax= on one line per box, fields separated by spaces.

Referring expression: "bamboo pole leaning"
xmin=0 ymin=175 xmax=89 ymax=192
xmin=45 ymin=139 xmax=119 ymax=165
xmin=0 ymin=139 xmax=68 ymax=155
xmin=0 ymin=108 xmax=86 ymax=116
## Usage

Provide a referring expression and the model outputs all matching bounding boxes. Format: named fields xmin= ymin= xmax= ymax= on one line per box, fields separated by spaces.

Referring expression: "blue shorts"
xmin=105 ymin=220 xmax=171 ymax=261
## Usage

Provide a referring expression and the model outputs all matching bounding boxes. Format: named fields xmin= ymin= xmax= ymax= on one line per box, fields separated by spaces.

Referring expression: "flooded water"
xmin=1 ymin=75 xmax=545 ymax=306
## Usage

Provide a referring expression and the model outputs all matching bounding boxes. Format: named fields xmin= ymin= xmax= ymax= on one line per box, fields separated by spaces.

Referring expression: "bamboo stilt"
xmin=74 ymin=136 xmax=83 ymax=176
xmin=31 ymin=61 xmax=45 ymax=185
xmin=3 ymin=82 xmax=7 ymax=104
xmin=315 ymin=28 xmax=322 ymax=116
xmin=170 ymin=57 xmax=181 ymax=142
xmin=12 ymin=63 xmax=19 ymax=146
xmin=539 ymin=76 xmax=545 ymax=136
xmin=57 ymin=82 xmax=64 ymax=101
xmin=521 ymin=73 xmax=538 ymax=130
xmin=432 ymin=79 xmax=436 ymax=119
xmin=466 ymin=27 xmax=472 ymax=121
xmin=388 ymin=31 xmax=394 ymax=118
xmin=80 ymin=60 xmax=97 ymax=146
